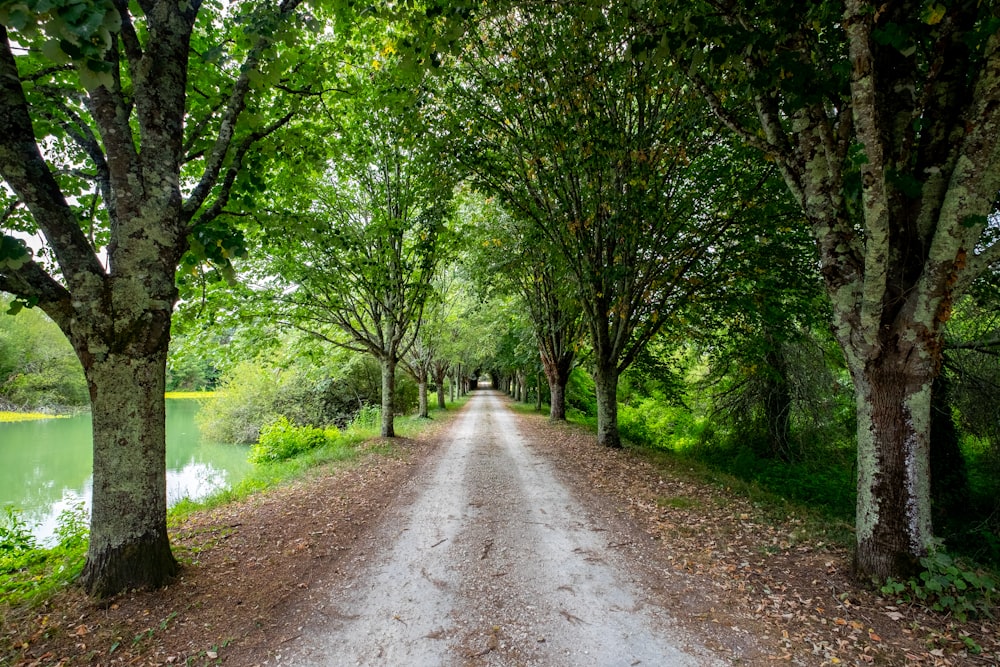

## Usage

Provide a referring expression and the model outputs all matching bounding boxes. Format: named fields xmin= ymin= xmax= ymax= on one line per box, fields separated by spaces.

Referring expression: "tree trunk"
xmin=535 ymin=371 xmax=543 ymax=412
xmin=763 ymin=346 xmax=793 ymax=461
xmin=380 ymin=356 xmax=396 ymax=438
xmin=850 ymin=348 xmax=935 ymax=580
xmin=78 ymin=342 xmax=178 ymax=598
xmin=541 ymin=355 xmax=572 ymax=421
xmin=593 ymin=361 xmax=621 ymax=448
xmin=435 ymin=363 xmax=448 ymax=409
xmin=417 ymin=370 xmax=429 ymax=419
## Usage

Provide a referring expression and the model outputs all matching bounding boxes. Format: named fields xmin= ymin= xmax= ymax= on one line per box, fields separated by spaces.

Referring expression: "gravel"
xmin=272 ymin=391 xmax=726 ymax=666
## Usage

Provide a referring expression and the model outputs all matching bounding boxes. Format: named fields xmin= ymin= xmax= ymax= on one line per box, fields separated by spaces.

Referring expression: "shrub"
xmin=1 ymin=504 xmax=88 ymax=605
xmin=249 ymin=416 xmax=339 ymax=464
xmin=348 ymin=404 xmax=381 ymax=432
xmin=881 ymin=548 xmax=997 ymax=622
xmin=0 ymin=506 xmax=39 ymax=572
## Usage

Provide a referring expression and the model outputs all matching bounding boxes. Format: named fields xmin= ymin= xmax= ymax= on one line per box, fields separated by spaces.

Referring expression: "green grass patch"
xmin=656 ymin=495 xmax=697 ymax=510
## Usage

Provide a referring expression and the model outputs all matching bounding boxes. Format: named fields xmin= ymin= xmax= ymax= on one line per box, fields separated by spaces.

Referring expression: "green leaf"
xmin=922 ymin=3 xmax=946 ymax=25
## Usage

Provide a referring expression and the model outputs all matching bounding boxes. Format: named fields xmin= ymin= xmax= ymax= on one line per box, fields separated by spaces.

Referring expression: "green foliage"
xmin=349 ymin=404 xmax=382 ymax=432
xmin=619 ymin=398 xmax=714 ymax=452
xmin=0 ymin=506 xmax=38 ymax=566
xmin=564 ymin=367 xmax=597 ymax=420
xmin=616 ymin=369 xmax=856 ymax=520
xmin=881 ymin=549 xmax=998 ymax=622
xmin=249 ymin=416 xmax=338 ymax=464
xmin=196 ymin=361 xmax=284 ymax=444
xmin=0 ymin=298 xmax=88 ymax=410
xmin=0 ymin=504 xmax=88 ymax=605
xmin=196 ymin=340 xmax=421 ymax=445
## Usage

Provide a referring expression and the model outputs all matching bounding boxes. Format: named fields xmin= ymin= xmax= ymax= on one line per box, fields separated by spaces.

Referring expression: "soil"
xmin=2 ymin=390 xmax=998 ymax=666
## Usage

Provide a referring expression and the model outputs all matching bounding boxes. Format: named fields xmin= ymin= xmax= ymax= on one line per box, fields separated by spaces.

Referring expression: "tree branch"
xmin=181 ymin=0 xmax=305 ymax=221
xmin=0 ymin=27 xmax=106 ymax=290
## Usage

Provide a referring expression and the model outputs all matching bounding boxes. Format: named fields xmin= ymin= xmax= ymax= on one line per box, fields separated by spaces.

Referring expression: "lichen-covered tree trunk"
xmin=380 ymin=356 xmax=397 ymax=438
xmin=434 ymin=362 xmax=448 ymax=409
xmin=593 ymin=360 xmax=621 ymax=448
xmin=849 ymin=338 xmax=936 ymax=579
xmin=417 ymin=370 xmax=429 ymax=419
xmin=78 ymin=342 xmax=178 ymax=597
xmin=541 ymin=353 xmax=573 ymax=421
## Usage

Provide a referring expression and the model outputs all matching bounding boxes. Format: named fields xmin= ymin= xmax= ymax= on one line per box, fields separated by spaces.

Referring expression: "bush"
xmin=0 ymin=504 xmax=88 ymax=605
xmin=881 ymin=548 xmax=998 ymax=622
xmin=348 ymin=404 xmax=381 ymax=432
xmin=0 ymin=506 xmax=39 ymax=571
xmin=197 ymin=361 xmax=282 ymax=443
xmin=249 ymin=416 xmax=339 ymax=464
xmin=196 ymin=351 xmax=414 ymax=444
xmin=565 ymin=367 xmax=597 ymax=419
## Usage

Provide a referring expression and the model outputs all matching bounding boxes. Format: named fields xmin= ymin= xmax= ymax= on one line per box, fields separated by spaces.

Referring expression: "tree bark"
xmin=593 ymin=361 xmax=621 ymax=448
xmin=850 ymin=340 xmax=936 ymax=580
xmin=380 ymin=356 xmax=396 ymax=438
xmin=535 ymin=371 xmax=543 ymax=412
xmin=434 ymin=362 xmax=448 ymax=409
xmin=417 ymin=370 xmax=429 ymax=419
xmin=77 ymin=325 xmax=178 ymax=597
xmin=763 ymin=346 xmax=793 ymax=461
xmin=541 ymin=352 xmax=573 ymax=421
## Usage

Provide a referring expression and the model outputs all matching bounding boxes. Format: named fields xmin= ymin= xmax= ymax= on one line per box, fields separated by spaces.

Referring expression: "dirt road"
xmin=270 ymin=391 xmax=736 ymax=666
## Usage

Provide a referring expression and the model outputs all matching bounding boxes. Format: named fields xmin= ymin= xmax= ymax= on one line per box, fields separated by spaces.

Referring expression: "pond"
xmin=0 ymin=398 xmax=252 ymax=545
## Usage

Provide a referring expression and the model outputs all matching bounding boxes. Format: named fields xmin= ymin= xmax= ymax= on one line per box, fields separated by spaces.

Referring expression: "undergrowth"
xmin=0 ymin=503 xmax=88 ymax=608
xmin=881 ymin=548 xmax=997 ymax=622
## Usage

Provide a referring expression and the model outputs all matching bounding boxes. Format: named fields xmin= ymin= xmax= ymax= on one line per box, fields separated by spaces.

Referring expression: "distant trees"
xmin=0 ymin=298 xmax=87 ymax=410
xmin=448 ymin=3 xmax=763 ymax=446
xmin=461 ymin=197 xmax=582 ymax=419
xmin=253 ymin=69 xmax=455 ymax=438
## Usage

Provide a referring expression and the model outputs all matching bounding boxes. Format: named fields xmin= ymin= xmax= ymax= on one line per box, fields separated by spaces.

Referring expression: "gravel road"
xmin=271 ymin=391 xmax=727 ymax=666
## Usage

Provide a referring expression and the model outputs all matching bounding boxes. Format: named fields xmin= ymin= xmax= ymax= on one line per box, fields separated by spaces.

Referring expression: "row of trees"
xmin=2 ymin=0 xmax=999 ymax=597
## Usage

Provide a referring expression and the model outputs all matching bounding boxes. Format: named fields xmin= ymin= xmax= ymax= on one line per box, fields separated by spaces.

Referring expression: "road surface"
xmin=270 ymin=391 xmax=726 ymax=666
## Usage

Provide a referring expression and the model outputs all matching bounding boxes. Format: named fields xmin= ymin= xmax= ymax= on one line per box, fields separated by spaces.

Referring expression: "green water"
xmin=0 ymin=399 xmax=251 ymax=544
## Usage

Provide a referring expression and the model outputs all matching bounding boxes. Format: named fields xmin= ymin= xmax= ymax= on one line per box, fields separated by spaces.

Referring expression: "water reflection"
xmin=0 ymin=399 xmax=251 ymax=545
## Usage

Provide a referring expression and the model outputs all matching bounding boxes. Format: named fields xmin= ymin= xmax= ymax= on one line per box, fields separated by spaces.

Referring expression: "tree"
xmin=255 ymin=69 xmax=454 ymax=438
xmin=448 ymin=3 xmax=759 ymax=446
xmin=463 ymin=196 xmax=583 ymax=419
xmin=0 ymin=296 xmax=87 ymax=409
xmin=0 ymin=0 xmax=319 ymax=596
xmin=666 ymin=1 xmax=1000 ymax=578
